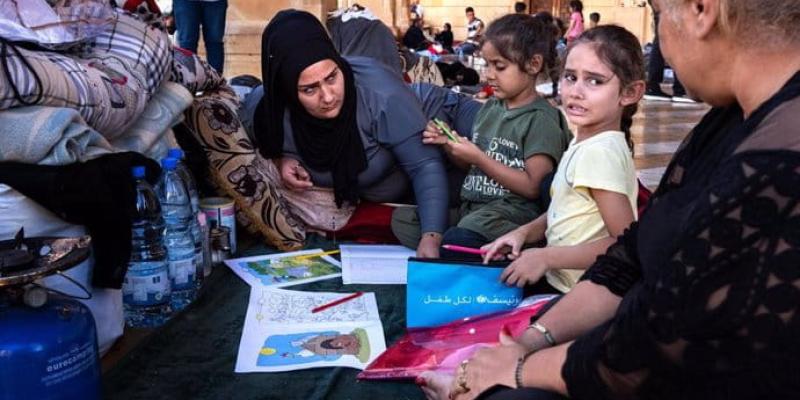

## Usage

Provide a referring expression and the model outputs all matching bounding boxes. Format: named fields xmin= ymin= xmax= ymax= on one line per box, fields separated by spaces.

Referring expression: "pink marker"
xmin=442 ymin=244 xmax=488 ymax=255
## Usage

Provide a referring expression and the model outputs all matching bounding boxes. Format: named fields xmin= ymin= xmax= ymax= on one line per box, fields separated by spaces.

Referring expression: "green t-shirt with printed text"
xmin=460 ymin=97 xmax=572 ymax=204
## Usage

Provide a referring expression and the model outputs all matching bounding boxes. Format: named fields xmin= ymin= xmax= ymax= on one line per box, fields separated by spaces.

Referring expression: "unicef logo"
xmin=155 ymin=292 xmax=163 ymax=301
xmin=475 ymin=295 xmax=488 ymax=304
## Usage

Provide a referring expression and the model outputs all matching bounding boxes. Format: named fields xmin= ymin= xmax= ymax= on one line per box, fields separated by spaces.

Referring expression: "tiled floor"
xmin=631 ymin=99 xmax=710 ymax=189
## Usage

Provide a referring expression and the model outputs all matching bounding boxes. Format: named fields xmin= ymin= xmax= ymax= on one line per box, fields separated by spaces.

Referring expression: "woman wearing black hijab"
xmin=250 ymin=9 xmax=450 ymax=257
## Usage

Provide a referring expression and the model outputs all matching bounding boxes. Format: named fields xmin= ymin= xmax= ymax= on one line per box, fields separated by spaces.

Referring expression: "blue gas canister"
xmin=0 ymin=233 xmax=101 ymax=400
xmin=0 ymin=296 xmax=101 ymax=400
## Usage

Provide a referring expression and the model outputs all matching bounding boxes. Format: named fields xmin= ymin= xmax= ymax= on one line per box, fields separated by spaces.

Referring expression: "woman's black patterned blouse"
xmin=562 ymin=72 xmax=800 ymax=399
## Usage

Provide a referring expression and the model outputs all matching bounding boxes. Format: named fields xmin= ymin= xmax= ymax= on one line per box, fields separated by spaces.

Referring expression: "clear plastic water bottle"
xmin=167 ymin=148 xmax=205 ymax=284
xmin=156 ymin=157 xmax=197 ymax=311
xmin=167 ymin=148 xmax=199 ymax=212
xmin=122 ymin=166 xmax=172 ymax=327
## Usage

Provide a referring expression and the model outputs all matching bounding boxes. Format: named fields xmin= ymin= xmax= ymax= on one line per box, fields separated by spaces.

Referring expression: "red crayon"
xmin=311 ymin=292 xmax=364 ymax=313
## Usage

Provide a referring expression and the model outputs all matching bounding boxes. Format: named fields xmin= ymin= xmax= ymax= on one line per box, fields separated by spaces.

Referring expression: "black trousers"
xmin=647 ymin=14 xmax=685 ymax=95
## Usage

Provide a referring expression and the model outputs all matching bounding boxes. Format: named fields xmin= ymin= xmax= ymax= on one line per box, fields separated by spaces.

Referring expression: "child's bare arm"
xmin=591 ymin=188 xmax=636 ymax=237
xmin=537 ymin=188 xmax=635 ymax=271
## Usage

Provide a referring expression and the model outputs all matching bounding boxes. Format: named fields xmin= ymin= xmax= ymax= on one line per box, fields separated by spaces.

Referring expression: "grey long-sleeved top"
xmin=241 ymin=56 xmax=448 ymax=234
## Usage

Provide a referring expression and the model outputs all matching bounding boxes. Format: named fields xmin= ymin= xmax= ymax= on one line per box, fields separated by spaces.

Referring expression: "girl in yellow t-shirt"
xmin=481 ymin=25 xmax=645 ymax=293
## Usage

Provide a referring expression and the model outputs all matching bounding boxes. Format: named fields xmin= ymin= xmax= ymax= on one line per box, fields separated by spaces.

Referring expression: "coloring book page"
xmin=235 ymin=287 xmax=386 ymax=373
xmin=225 ymin=249 xmax=341 ymax=289
xmin=252 ymin=287 xmax=379 ymax=325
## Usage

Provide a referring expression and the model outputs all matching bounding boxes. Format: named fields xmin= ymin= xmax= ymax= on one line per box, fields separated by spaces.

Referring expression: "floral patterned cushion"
xmin=183 ymin=86 xmax=305 ymax=251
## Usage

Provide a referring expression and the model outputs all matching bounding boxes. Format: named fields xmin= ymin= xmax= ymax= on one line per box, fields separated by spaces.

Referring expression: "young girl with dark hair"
xmin=393 ymin=14 xmax=572 ymax=258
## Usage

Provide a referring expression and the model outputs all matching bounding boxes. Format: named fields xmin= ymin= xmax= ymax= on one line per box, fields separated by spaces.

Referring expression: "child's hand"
xmin=422 ymin=119 xmax=483 ymax=164
xmin=422 ymin=120 xmax=451 ymax=145
xmin=481 ymin=228 xmax=527 ymax=263
xmin=441 ymin=133 xmax=483 ymax=164
xmin=499 ymin=248 xmax=550 ymax=287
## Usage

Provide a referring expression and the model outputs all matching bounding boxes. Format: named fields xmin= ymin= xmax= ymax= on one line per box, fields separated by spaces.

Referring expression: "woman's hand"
xmin=417 ymin=232 xmax=442 ymax=258
xmin=500 ymin=248 xmax=551 ymax=287
xmin=481 ymin=227 xmax=528 ymax=263
xmin=278 ymin=157 xmax=313 ymax=191
xmin=450 ymin=329 xmax=528 ymax=400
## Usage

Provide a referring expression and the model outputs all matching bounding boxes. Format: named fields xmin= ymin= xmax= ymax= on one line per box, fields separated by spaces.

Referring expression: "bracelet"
xmin=514 ymin=349 xmax=537 ymax=389
xmin=528 ymin=321 xmax=556 ymax=347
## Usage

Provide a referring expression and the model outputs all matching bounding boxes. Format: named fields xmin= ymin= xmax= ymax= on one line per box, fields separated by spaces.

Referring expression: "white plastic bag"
xmin=0 ymin=0 xmax=114 ymax=49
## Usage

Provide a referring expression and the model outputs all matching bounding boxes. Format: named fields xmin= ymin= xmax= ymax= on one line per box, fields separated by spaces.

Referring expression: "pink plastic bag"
xmin=358 ymin=295 xmax=557 ymax=380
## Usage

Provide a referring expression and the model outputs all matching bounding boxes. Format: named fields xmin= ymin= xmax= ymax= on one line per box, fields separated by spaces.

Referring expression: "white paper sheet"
xmin=235 ymin=287 xmax=386 ymax=373
xmin=225 ymin=249 xmax=341 ymax=288
xmin=340 ymin=245 xmax=415 ymax=285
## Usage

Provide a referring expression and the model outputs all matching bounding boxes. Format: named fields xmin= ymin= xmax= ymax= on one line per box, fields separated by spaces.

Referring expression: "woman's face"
xmin=296 ymin=59 xmax=345 ymax=119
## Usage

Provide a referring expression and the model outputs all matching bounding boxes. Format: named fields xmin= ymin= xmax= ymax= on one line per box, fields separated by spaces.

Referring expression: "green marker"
xmin=433 ymin=118 xmax=459 ymax=143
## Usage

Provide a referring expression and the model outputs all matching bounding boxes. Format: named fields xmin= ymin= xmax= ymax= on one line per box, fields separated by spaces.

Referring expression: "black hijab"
xmin=254 ymin=9 xmax=366 ymax=207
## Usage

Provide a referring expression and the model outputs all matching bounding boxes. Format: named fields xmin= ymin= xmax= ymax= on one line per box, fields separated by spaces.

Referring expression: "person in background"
xmin=435 ymin=23 xmax=455 ymax=54
xmin=588 ymin=12 xmax=600 ymax=28
xmin=565 ymin=0 xmax=584 ymax=45
xmin=403 ymin=16 xmax=430 ymax=51
xmin=393 ymin=14 xmax=572 ymax=259
xmin=643 ymin=0 xmax=692 ymax=102
xmin=533 ymin=12 xmax=563 ymax=99
xmin=410 ymin=0 xmax=425 ymax=22
xmin=456 ymin=7 xmax=484 ymax=56
xmin=514 ymin=1 xmax=528 ymax=14
xmin=172 ymin=0 xmax=227 ymax=74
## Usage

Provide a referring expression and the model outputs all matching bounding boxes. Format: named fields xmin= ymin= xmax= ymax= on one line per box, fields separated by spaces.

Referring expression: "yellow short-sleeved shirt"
xmin=544 ymin=131 xmax=638 ymax=293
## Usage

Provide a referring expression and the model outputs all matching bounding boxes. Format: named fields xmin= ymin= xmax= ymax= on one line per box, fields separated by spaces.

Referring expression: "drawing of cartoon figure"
xmin=244 ymin=258 xmax=340 ymax=284
xmin=257 ymin=328 xmax=371 ymax=366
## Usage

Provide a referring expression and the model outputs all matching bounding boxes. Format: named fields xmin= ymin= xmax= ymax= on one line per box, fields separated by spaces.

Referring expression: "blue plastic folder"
xmin=406 ymin=258 xmax=523 ymax=328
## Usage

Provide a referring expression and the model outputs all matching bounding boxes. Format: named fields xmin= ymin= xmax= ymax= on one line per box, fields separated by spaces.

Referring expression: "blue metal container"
xmin=0 ymin=295 xmax=101 ymax=400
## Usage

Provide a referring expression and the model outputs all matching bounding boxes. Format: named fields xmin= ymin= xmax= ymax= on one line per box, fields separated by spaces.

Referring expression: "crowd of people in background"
xmin=404 ymin=2 xmax=584 ymax=61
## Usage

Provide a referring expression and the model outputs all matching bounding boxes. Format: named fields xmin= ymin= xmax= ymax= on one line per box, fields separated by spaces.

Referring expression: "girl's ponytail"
xmin=621 ymin=103 xmax=637 ymax=154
